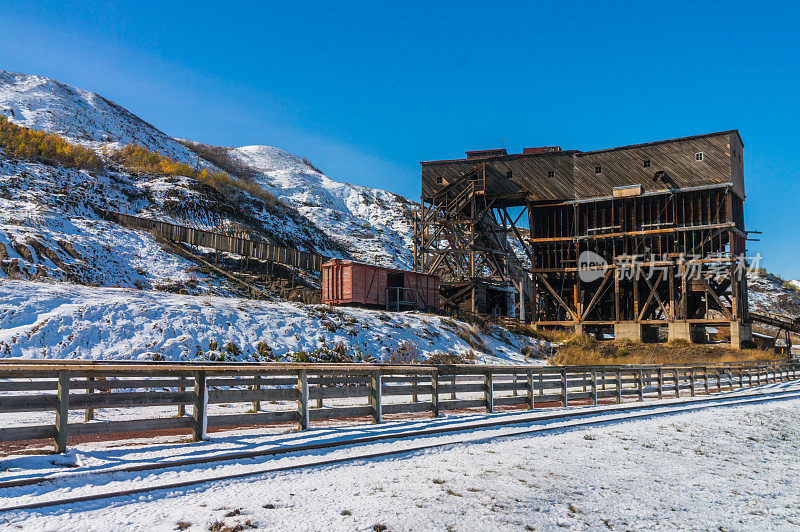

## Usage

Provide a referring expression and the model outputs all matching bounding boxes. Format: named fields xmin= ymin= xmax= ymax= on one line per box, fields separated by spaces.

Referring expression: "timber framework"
xmin=415 ymin=131 xmax=753 ymax=347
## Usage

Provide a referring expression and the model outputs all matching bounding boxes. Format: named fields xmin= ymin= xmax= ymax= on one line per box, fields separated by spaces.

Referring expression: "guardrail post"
xmin=192 ymin=370 xmax=207 ymax=441
xmin=412 ymin=375 xmax=419 ymax=403
xmin=526 ymin=370 xmax=534 ymax=410
xmin=637 ymin=370 xmax=644 ymax=402
xmin=484 ymin=370 xmax=494 ymax=413
xmin=178 ymin=384 xmax=186 ymax=417
xmin=704 ymin=367 xmax=710 ymax=394
xmin=85 ymin=376 xmax=94 ymax=422
xmin=54 ymin=370 xmax=70 ymax=453
xmin=560 ymin=369 xmax=568 ymax=407
xmin=370 ymin=371 xmax=382 ymax=423
xmin=450 ymin=376 xmax=456 ymax=400
xmin=616 ymin=370 xmax=622 ymax=404
xmin=591 ymin=370 xmax=597 ymax=406
xmin=689 ymin=369 xmax=695 ymax=397
xmin=253 ymin=373 xmax=261 ymax=412
xmin=431 ymin=372 xmax=439 ymax=417
xmin=297 ymin=369 xmax=309 ymax=430
xmin=657 ymin=368 xmax=663 ymax=400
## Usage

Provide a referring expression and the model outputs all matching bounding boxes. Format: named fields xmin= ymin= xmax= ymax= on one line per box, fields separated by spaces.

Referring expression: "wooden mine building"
xmin=415 ymin=131 xmax=752 ymax=347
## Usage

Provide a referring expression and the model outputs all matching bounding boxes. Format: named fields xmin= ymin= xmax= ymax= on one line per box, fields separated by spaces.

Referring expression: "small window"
xmin=436 ymin=176 xmax=443 ymax=184
xmin=643 ymin=159 xmax=651 ymax=168
xmin=595 ymin=166 xmax=602 ymax=174
xmin=547 ymin=170 xmax=555 ymax=178
xmin=732 ymin=148 xmax=736 ymax=157
xmin=695 ymin=152 xmax=704 ymax=161
xmin=506 ymin=170 xmax=513 ymax=179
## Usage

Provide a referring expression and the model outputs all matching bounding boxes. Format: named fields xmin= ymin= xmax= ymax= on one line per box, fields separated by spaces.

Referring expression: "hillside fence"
xmin=0 ymin=360 xmax=797 ymax=453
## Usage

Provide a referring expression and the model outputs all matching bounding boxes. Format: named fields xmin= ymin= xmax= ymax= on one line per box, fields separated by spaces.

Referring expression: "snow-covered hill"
xmin=748 ymin=271 xmax=800 ymax=319
xmin=0 ymin=70 xmax=194 ymax=162
xmin=232 ymin=145 xmax=416 ymax=268
xmin=0 ymin=70 xmax=417 ymax=294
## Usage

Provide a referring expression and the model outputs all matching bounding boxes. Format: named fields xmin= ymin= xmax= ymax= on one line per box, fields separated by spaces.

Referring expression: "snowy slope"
xmin=0 ymin=70 xmax=194 ymax=162
xmin=0 ymin=71 xmax=357 ymax=291
xmin=232 ymin=145 xmax=416 ymax=268
xmin=0 ymin=280 xmax=546 ymax=363
xmin=0 ymin=70 xmax=417 ymax=292
xmin=747 ymin=270 xmax=800 ymax=319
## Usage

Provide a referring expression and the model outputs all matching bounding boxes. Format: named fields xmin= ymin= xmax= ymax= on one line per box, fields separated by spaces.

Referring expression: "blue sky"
xmin=1 ymin=1 xmax=799 ymax=277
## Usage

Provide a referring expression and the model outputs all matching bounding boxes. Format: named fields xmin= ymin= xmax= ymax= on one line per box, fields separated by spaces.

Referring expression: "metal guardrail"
xmin=1 ymin=360 xmax=797 ymax=453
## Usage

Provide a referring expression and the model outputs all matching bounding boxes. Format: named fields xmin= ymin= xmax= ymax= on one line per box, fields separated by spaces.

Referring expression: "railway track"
xmin=2 ymin=385 xmax=798 ymax=514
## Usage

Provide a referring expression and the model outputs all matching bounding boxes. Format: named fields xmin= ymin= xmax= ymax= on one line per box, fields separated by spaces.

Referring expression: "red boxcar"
xmin=322 ymin=259 xmax=439 ymax=311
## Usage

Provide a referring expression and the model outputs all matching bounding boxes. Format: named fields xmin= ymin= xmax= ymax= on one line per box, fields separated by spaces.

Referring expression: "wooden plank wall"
xmin=104 ymin=211 xmax=329 ymax=272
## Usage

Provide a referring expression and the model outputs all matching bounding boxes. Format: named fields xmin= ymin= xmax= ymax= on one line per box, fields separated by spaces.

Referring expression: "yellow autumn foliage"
xmin=0 ymin=115 xmax=103 ymax=170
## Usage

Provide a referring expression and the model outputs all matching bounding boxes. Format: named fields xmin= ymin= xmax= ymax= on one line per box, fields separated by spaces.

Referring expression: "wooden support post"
xmin=178 ymin=385 xmax=186 ymax=417
xmin=513 ymin=374 xmax=519 ymax=397
xmin=526 ymin=370 xmax=535 ymax=410
xmin=192 ymin=370 xmax=208 ymax=441
xmin=704 ymin=367 xmax=710 ymax=394
xmin=674 ymin=370 xmax=680 ymax=398
xmin=560 ymin=369 xmax=568 ymax=407
xmin=85 ymin=376 xmax=94 ymax=422
xmin=637 ymin=369 xmax=644 ymax=402
xmin=253 ymin=374 xmax=261 ymax=412
xmin=298 ymin=369 xmax=309 ymax=430
xmin=484 ymin=371 xmax=494 ymax=413
xmin=451 ymin=376 xmax=456 ymax=400
xmin=412 ymin=375 xmax=419 ymax=403
xmin=616 ymin=370 xmax=622 ymax=404
xmin=370 ymin=371 xmax=382 ymax=423
xmin=431 ymin=373 xmax=439 ymax=417
xmin=689 ymin=369 xmax=695 ymax=397
xmin=657 ymin=368 xmax=663 ymax=400
xmin=591 ymin=370 xmax=598 ymax=406
xmin=55 ymin=370 xmax=70 ymax=454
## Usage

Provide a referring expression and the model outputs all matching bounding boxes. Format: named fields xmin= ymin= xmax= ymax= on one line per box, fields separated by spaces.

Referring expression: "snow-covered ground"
xmin=0 ymin=280 xmax=546 ymax=363
xmin=2 ymin=383 xmax=798 ymax=530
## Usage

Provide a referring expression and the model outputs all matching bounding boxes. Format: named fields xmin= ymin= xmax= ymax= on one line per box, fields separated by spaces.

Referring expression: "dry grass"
xmin=111 ymin=144 xmax=280 ymax=207
xmin=549 ymin=333 xmax=783 ymax=366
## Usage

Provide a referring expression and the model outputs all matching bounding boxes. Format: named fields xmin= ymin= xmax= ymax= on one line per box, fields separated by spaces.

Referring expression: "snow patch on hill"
xmin=0 ymin=280 xmax=546 ymax=363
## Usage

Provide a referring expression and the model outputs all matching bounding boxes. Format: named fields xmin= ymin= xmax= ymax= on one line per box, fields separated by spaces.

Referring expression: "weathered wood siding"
xmin=105 ymin=211 xmax=329 ymax=271
xmin=421 ymin=131 xmax=743 ymax=203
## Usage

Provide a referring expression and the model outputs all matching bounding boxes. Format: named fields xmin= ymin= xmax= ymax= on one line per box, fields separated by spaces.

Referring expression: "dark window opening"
xmin=436 ymin=176 xmax=443 ymax=184
xmin=643 ymin=159 xmax=651 ymax=167
xmin=695 ymin=152 xmax=704 ymax=161
xmin=387 ymin=272 xmax=404 ymax=288
xmin=547 ymin=170 xmax=555 ymax=178
xmin=732 ymin=148 xmax=736 ymax=157
xmin=506 ymin=170 xmax=513 ymax=179
xmin=595 ymin=166 xmax=602 ymax=174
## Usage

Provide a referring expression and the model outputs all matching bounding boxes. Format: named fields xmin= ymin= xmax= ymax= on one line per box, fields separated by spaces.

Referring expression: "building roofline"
xmin=420 ymin=130 xmax=743 ymax=165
